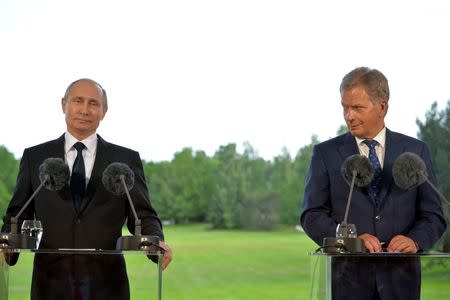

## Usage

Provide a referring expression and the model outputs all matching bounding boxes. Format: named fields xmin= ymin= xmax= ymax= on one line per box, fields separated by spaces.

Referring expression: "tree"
xmin=270 ymin=147 xmax=295 ymax=224
xmin=169 ymin=148 xmax=215 ymax=223
xmin=292 ymin=135 xmax=318 ymax=222
xmin=208 ymin=144 xmax=245 ymax=229
xmin=0 ymin=146 xmax=19 ymax=219
xmin=417 ymin=100 xmax=450 ymax=249
xmin=336 ymin=124 xmax=348 ymax=135
xmin=144 ymin=160 xmax=177 ymax=222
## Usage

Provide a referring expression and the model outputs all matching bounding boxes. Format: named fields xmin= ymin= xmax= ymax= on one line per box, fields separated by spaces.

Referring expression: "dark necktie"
xmin=70 ymin=142 xmax=86 ymax=211
xmin=363 ymin=140 xmax=382 ymax=205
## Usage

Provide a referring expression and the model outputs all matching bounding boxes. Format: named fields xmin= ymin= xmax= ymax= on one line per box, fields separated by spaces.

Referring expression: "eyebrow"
xmin=72 ymin=96 xmax=101 ymax=102
xmin=341 ymin=102 xmax=366 ymax=107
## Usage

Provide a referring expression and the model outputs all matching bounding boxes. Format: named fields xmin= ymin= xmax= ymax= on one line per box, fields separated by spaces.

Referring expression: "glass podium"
xmin=309 ymin=252 xmax=450 ymax=300
xmin=0 ymin=248 xmax=163 ymax=300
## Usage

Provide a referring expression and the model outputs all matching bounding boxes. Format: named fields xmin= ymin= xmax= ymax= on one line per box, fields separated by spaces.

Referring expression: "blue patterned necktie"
xmin=70 ymin=142 xmax=86 ymax=211
xmin=363 ymin=140 xmax=382 ymax=204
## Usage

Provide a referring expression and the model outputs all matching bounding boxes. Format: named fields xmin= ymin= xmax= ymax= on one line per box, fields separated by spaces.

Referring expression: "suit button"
xmin=75 ymin=219 xmax=81 ymax=224
xmin=375 ymin=215 xmax=381 ymax=222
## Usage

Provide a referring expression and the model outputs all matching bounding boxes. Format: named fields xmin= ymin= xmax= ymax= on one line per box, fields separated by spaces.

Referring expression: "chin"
xmin=350 ymin=130 xmax=364 ymax=139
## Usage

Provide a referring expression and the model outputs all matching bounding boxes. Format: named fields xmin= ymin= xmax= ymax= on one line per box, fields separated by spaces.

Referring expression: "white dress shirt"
xmin=64 ymin=132 xmax=98 ymax=188
xmin=354 ymin=127 xmax=386 ymax=169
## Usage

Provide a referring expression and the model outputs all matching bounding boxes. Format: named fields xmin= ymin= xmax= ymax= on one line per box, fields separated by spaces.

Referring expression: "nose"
xmin=344 ymin=108 xmax=355 ymax=122
xmin=79 ymin=102 xmax=89 ymax=115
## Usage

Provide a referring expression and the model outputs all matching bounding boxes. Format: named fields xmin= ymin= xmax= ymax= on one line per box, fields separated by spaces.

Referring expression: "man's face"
xmin=61 ymin=80 xmax=107 ymax=140
xmin=341 ymin=85 xmax=387 ymax=139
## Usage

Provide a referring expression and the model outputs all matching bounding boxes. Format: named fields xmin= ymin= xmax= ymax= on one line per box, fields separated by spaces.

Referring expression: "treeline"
xmin=0 ymin=101 xmax=449 ymax=231
xmin=144 ymin=140 xmax=316 ymax=229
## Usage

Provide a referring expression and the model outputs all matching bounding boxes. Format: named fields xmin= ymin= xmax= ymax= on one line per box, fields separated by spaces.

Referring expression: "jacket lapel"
xmin=338 ymin=132 xmax=359 ymax=160
xmin=378 ymin=129 xmax=404 ymax=205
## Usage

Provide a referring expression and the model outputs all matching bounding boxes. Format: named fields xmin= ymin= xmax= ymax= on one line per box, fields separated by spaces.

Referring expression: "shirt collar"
xmin=64 ymin=132 xmax=98 ymax=155
xmin=355 ymin=127 xmax=387 ymax=148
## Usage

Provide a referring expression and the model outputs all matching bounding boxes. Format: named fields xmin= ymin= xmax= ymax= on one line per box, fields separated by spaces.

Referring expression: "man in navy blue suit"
xmin=301 ymin=67 xmax=446 ymax=299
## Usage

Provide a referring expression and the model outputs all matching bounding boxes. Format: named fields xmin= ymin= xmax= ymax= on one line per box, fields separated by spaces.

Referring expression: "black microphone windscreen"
xmin=393 ymin=152 xmax=427 ymax=189
xmin=102 ymin=162 xmax=135 ymax=196
xmin=341 ymin=154 xmax=374 ymax=187
xmin=38 ymin=158 xmax=70 ymax=191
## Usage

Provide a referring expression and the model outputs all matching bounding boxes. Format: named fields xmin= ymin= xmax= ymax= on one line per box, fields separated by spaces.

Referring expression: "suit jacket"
xmin=2 ymin=134 xmax=164 ymax=300
xmin=300 ymin=129 xmax=446 ymax=299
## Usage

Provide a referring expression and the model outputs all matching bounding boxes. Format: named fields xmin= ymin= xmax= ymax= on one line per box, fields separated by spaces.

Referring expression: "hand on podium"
xmin=358 ymin=233 xmax=383 ymax=253
xmin=387 ymin=235 xmax=419 ymax=253
xmin=159 ymin=241 xmax=173 ymax=270
xmin=359 ymin=233 xmax=419 ymax=253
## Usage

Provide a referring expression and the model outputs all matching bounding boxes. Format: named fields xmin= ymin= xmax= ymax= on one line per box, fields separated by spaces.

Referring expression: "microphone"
xmin=393 ymin=152 xmax=450 ymax=205
xmin=102 ymin=163 xmax=159 ymax=251
xmin=322 ymin=155 xmax=374 ymax=253
xmin=341 ymin=154 xmax=374 ymax=225
xmin=1 ymin=158 xmax=70 ymax=249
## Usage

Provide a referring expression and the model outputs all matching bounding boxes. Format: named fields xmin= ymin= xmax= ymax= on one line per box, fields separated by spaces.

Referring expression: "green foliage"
xmin=0 ymin=182 xmax=10 ymax=221
xmin=417 ymin=100 xmax=450 ymax=249
xmin=239 ymin=191 xmax=279 ymax=230
xmin=209 ymin=144 xmax=245 ymax=229
xmin=0 ymin=145 xmax=19 ymax=220
xmin=142 ymin=139 xmax=319 ymax=230
xmin=336 ymin=124 xmax=348 ymax=135
xmin=145 ymin=149 xmax=217 ymax=224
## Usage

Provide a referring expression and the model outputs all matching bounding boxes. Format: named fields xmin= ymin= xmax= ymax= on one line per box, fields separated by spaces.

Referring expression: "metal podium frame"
xmin=0 ymin=248 xmax=163 ymax=300
xmin=309 ymin=252 xmax=450 ymax=300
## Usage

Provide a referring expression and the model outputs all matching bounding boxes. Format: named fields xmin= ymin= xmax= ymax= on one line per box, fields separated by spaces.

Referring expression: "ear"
xmin=380 ymin=100 xmax=389 ymax=117
xmin=61 ymin=98 xmax=66 ymax=113
xmin=100 ymin=106 xmax=108 ymax=120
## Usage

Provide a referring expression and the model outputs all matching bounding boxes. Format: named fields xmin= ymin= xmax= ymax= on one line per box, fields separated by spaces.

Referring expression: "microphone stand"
xmin=322 ymin=170 xmax=365 ymax=253
xmin=421 ymin=172 xmax=450 ymax=206
xmin=0 ymin=177 xmax=48 ymax=249
xmin=114 ymin=172 xmax=164 ymax=300
xmin=115 ymin=175 xmax=161 ymax=252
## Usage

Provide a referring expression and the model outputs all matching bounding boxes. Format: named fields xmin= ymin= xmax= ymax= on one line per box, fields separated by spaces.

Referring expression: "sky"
xmin=1 ymin=0 xmax=449 ymax=162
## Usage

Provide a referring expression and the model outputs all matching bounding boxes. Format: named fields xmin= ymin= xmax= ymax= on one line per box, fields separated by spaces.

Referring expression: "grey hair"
xmin=339 ymin=67 xmax=389 ymax=105
xmin=63 ymin=78 xmax=108 ymax=108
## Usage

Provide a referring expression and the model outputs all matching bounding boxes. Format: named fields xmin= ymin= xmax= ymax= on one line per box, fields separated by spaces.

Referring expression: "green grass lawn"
xmin=3 ymin=224 xmax=450 ymax=299
xmin=159 ymin=224 xmax=316 ymax=300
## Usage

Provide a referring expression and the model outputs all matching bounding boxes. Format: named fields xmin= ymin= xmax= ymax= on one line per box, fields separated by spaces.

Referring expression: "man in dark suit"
xmin=300 ymin=67 xmax=446 ymax=299
xmin=2 ymin=78 xmax=172 ymax=299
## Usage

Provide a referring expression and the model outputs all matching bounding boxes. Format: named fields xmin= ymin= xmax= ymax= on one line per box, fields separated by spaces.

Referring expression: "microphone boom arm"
xmin=120 ymin=175 xmax=142 ymax=236
xmin=423 ymin=175 xmax=450 ymax=206
xmin=342 ymin=170 xmax=357 ymax=225
xmin=10 ymin=176 xmax=47 ymax=234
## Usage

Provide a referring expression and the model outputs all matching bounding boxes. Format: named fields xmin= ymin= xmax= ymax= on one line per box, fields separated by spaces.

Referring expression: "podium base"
xmin=322 ymin=237 xmax=365 ymax=253
xmin=0 ymin=233 xmax=38 ymax=249
xmin=116 ymin=235 xmax=160 ymax=251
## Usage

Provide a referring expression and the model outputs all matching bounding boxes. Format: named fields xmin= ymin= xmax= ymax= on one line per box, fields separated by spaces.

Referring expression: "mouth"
xmin=75 ymin=118 xmax=91 ymax=124
xmin=349 ymin=123 xmax=361 ymax=130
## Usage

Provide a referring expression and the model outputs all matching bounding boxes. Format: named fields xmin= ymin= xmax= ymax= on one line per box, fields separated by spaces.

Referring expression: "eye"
xmin=353 ymin=105 xmax=364 ymax=112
